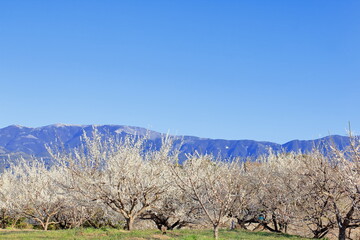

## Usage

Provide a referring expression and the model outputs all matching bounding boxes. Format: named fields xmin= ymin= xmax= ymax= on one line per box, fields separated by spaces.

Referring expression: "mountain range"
xmin=0 ymin=124 xmax=351 ymax=163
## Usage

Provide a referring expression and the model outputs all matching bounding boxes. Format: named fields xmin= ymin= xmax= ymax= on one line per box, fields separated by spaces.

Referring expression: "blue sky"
xmin=0 ymin=0 xmax=359 ymax=143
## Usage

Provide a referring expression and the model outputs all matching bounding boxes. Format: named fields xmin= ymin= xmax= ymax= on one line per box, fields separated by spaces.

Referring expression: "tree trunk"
xmin=338 ymin=227 xmax=346 ymax=240
xmin=213 ymin=224 xmax=219 ymax=240
xmin=262 ymin=222 xmax=281 ymax=233
xmin=236 ymin=219 xmax=248 ymax=229
xmin=169 ymin=220 xmax=180 ymax=230
xmin=312 ymin=226 xmax=330 ymax=239
xmin=1 ymin=209 xmax=6 ymax=229
xmin=10 ymin=216 xmax=20 ymax=228
xmin=335 ymin=205 xmax=354 ymax=240
xmin=272 ymin=213 xmax=279 ymax=232
xmin=43 ymin=222 xmax=49 ymax=231
xmin=125 ymin=217 xmax=134 ymax=231
xmin=42 ymin=217 xmax=51 ymax=231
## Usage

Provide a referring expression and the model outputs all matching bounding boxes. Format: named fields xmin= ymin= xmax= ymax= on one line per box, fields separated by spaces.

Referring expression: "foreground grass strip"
xmin=0 ymin=228 xmax=313 ymax=240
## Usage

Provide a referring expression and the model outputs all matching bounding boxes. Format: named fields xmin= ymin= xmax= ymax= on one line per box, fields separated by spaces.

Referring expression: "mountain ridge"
xmin=0 ymin=124 xmax=350 ymax=162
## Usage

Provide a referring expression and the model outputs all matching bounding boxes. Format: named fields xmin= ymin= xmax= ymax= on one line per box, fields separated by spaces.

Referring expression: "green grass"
xmin=0 ymin=228 xmax=313 ymax=240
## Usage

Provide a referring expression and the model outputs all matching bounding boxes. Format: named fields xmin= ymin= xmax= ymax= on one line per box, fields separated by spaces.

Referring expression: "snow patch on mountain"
xmin=47 ymin=123 xmax=85 ymax=128
xmin=23 ymin=134 xmax=38 ymax=139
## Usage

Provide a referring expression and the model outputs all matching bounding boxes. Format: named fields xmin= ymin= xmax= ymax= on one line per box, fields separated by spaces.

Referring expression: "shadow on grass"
xmin=247 ymin=231 xmax=304 ymax=238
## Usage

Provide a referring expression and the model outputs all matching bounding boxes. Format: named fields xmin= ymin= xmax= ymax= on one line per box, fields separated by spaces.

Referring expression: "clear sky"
xmin=0 ymin=0 xmax=359 ymax=143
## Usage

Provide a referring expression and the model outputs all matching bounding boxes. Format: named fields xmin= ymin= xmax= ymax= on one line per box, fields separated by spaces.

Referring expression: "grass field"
xmin=0 ymin=228 xmax=313 ymax=240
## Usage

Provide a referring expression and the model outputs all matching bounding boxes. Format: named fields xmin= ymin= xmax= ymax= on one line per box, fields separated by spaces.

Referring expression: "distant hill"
xmin=0 ymin=124 xmax=350 ymax=163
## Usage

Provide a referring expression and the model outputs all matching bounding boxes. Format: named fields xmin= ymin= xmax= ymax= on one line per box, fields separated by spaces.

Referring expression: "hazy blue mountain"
xmin=0 ymin=124 xmax=350 ymax=163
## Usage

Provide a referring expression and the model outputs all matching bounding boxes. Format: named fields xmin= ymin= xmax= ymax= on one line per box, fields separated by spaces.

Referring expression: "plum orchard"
xmin=0 ymin=130 xmax=358 ymax=240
